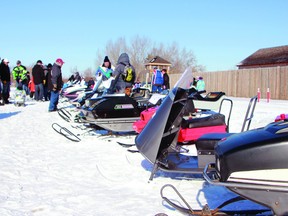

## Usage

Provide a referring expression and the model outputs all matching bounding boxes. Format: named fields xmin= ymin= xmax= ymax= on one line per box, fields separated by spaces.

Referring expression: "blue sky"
xmin=2 ymin=0 xmax=287 ymax=77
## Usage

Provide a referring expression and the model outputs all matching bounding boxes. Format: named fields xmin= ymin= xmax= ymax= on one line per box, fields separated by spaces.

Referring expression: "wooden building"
xmin=145 ymin=56 xmax=172 ymax=73
xmin=237 ymin=45 xmax=288 ymax=69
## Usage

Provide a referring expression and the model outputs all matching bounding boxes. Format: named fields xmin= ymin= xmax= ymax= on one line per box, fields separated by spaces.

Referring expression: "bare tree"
xmin=147 ymin=42 xmax=202 ymax=74
xmin=82 ymin=67 xmax=93 ymax=79
xmin=96 ymin=37 xmax=129 ymax=67
xmin=95 ymin=36 xmax=205 ymax=81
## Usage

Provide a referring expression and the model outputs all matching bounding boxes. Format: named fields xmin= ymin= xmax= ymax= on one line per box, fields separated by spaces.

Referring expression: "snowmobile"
xmin=76 ymin=87 xmax=167 ymax=132
xmin=189 ymin=90 xmax=226 ymax=111
xmin=57 ymin=75 xmax=114 ymax=122
xmin=201 ymin=117 xmax=288 ymax=215
xmin=60 ymin=83 xmax=91 ymax=104
xmin=133 ymin=91 xmax=231 ymax=144
xmin=135 ymin=67 xmax=257 ymax=181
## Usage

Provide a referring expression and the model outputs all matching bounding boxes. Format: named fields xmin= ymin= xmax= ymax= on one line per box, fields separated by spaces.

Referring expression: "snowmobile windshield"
xmin=173 ymin=67 xmax=193 ymax=90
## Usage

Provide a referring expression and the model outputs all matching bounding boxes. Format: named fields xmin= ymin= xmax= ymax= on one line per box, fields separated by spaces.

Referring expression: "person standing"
xmin=12 ymin=60 xmax=28 ymax=94
xmin=48 ymin=58 xmax=64 ymax=112
xmin=196 ymin=76 xmax=205 ymax=92
xmin=28 ymin=72 xmax=35 ymax=99
xmin=32 ymin=60 xmax=45 ymax=101
xmin=151 ymin=67 xmax=163 ymax=93
xmin=110 ymin=53 xmax=135 ymax=95
xmin=0 ymin=58 xmax=11 ymax=104
xmin=44 ymin=63 xmax=52 ymax=101
xmin=162 ymin=68 xmax=170 ymax=90
xmin=0 ymin=58 xmax=2 ymax=105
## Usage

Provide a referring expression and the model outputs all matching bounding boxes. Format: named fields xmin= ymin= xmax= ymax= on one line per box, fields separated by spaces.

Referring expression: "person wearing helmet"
xmin=48 ymin=58 xmax=64 ymax=112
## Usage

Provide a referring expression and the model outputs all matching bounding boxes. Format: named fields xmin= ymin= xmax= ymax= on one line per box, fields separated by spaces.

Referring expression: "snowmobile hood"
xmin=135 ymin=67 xmax=193 ymax=164
xmin=215 ymin=120 xmax=288 ymax=181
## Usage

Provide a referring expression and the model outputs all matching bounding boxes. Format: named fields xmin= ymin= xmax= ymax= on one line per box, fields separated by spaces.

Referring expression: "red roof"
xmin=146 ymin=56 xmax=171 ymax=65
xmin=238 ymin=45 xmax=288 ymax=67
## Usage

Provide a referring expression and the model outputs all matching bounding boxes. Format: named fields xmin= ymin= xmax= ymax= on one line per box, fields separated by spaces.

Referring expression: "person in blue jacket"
xmin=151 ymin=67 xmax=163 ymax=93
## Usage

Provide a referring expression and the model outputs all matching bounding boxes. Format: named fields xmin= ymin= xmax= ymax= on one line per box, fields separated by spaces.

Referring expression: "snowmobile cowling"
xmin=215 ymin=120 xmax=288 ymax=182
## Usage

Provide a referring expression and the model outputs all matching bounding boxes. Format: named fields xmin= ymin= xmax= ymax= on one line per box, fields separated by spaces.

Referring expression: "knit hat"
xmin=103 ymin=56 xmax=110 ymax=62
xmin=37 ymin=60 xmax=43 ymax=64
xmin=17 ymin=60 xmax=21 ymax=64
xmin=56 ymin=58 xmax=64 ymax=64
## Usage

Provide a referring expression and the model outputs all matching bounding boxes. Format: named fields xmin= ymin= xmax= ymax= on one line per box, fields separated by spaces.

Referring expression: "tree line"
xmin=83 ymin=35 xmax=205 ymax=80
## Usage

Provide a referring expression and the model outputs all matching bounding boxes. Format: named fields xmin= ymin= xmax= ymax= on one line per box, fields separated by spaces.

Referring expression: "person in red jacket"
xmin=28 ymin=73 xmax=35 ymax=99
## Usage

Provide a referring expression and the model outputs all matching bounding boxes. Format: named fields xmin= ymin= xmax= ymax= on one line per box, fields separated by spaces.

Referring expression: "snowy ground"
xmin=0 ymin=90 xmax=286 ymax=216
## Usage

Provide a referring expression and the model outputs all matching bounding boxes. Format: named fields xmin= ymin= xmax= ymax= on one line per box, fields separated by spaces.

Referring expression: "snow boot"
xmin=0 ymin=93 xmax=4 ymax=106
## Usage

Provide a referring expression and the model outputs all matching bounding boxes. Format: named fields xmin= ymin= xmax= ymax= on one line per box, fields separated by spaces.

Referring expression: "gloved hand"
xmin=53 ymin=84 xmax=57 ymax=91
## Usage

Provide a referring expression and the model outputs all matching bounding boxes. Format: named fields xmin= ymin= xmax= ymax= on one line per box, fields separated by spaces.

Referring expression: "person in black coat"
xmin=44 ymin=63 xmax=52 ymax=101
xmin=32 ymin=60 xmax=45 ymax=101
xmin=162 ymin=68 xmax=170 ymax=90
xmin=48 ymin=58 xmax=64 ymax=112
xmin=0 ymin=58 xmax=11 ymax=104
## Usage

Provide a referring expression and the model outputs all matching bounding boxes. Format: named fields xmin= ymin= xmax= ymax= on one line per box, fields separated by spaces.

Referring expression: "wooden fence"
xmin=169 ymin=66 xmax=288 ymax=100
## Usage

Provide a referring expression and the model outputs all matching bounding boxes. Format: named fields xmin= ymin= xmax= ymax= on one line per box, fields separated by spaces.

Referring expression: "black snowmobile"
xmin=57 ymin=74 xmax=151 ymax=123
xmin=76 ymin=86 xmax=165 ymax=132
xmin=202 ymin=119 xmax=288 ymax=215
xmin=135 ymin=67 xmax=257 ymax=181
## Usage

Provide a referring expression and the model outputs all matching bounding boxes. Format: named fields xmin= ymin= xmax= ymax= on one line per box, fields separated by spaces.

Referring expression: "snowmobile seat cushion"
xmin=181 ymin=113 xmax=226 ymax=129
xmin=195 ymin=133 xmax=234 ymax=151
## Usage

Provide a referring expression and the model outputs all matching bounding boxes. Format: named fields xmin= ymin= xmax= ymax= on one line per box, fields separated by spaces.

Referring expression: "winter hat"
xmin=37 ymin=60 xmax=43 ymax=64
xmin=56 ymin=58 xmax=64 ymax=64
xmin=3 ymin=58 xmax=9 ymax=63
xmin=103 ymin=56 xmax=110 ymax=62
xmin=47 ymin=63 xmax=52 ymax=68
xmin=17 ymin=60 xmax=21 ymax=64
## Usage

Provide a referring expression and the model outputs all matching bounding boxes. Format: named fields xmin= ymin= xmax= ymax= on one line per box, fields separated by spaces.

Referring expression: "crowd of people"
xmin=0 ymin=53 xmax=177 ymax=111
xmin=0 ymin=57 xmax=65 ymax=111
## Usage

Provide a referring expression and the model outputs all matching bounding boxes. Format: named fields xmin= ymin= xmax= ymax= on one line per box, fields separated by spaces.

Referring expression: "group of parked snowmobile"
xmin=54 ymin=68 xmax=288 ymax=215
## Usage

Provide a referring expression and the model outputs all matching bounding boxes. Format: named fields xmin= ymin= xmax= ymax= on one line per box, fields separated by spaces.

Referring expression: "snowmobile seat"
xmin=178 ymin=112 xmax=227 ymax=143
xmin=196 ymin=133 xmax=233 ymax=150
xmin=196 ymin=132 xmax=234 ymax=168
xmin=191 ymin=92 xmax=226 ymax=111
xmin=181 ymin=112 xmax=226 ymax=129
xmin=189 ymin=91 xmax=225 ymax=101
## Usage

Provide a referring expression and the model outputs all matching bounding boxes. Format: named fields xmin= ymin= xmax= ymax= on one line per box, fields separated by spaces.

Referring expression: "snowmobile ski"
xmin=117 ymin=141 xmax=136 ymax=148
xmin=52 ymin=123 xmax=81 ymax=142
xmin=57 ymin=107 xmax=73 ymax=122
xmin=160 ymin=184 xmax=271 ymax=215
